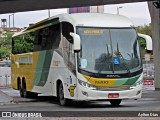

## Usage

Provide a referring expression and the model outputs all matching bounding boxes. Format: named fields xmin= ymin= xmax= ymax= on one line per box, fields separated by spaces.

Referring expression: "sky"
xmin=0 ymin=2 xmax=151 ymax=28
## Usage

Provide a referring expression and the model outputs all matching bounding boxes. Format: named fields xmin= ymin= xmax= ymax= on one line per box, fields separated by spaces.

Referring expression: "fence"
xmin=143 ymin=63 xmax=154 ymax=80
xmin=0 ymin=67 xmax=11 ymax=87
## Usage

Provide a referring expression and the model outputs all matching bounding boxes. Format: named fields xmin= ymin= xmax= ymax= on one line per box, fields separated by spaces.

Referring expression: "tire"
xmin=110 ymin=99 xmax=122 ymax=106
xmin=21 ymin=80 xmax=38 ymax=98
xmin=18 ymin=81 xmax=24 ymax=97
xmin=22 ymin=81 xmax=28 ymax=98
xmin=58 ymin=82 xmax=69 ymax=106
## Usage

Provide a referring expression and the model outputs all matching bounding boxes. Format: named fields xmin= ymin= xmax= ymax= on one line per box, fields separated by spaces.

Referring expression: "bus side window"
xmin=34 ymin=23 xmax=61 ymax=51
xmin=62 ymin=22 xmax=75 ymax=73
xmin=50 ymin=23 xmax=61 ymax=50
xmin=34 ymin=30 xmax=42 ymax=51
xmin=12 ymin=33 xmax=34 ymax=54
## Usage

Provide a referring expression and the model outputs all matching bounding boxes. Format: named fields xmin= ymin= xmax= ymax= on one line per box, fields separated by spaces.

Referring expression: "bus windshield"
xmin=77 ymin=27 xmax=142 ymax=74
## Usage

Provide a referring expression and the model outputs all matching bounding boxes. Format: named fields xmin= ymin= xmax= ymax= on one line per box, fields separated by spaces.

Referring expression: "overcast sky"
xmin=0 ymin=2 xmax=151 ymax=28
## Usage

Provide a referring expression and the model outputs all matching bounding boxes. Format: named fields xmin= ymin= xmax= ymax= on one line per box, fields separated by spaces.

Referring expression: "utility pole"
xmin=13 ymin=13 xmax=14 ymax=28
xmin=48 ymin=9 xmax=50 ymax=18
xmin=9 ymin=15 xmax=11 ymax=31
xmin=9 ymin=13 xmax=14 ymax=31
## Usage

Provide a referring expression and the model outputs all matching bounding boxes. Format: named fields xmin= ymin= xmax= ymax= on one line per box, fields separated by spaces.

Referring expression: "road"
xmin=0 ymin=87 xmax=160 ymax=118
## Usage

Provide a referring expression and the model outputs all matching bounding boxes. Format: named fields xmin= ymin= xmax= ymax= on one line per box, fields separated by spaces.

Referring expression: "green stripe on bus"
xmin=37 ymin=50 xmax=53 ymax=86
xmin=113 ymin=79 xmax=128 ymax=86
xmin=33 ymin=51 xmax=46 ymax=86
xmin=123 ymin=75 xmax=140 ymax=85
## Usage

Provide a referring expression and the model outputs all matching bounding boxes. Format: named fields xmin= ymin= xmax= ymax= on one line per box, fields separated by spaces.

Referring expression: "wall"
xmin=0 ymin=67 xmax=11 ymax=87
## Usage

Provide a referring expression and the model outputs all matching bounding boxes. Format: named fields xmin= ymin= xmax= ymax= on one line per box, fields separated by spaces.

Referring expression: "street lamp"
xmin=117 ymin=6 xmax=123 ymax=15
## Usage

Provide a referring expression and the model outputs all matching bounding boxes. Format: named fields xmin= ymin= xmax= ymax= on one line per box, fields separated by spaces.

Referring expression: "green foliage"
xmin=137 ymin=23 xmax=152 ymax=37
xmin=0 ymin=32 xmax=13 ymax=59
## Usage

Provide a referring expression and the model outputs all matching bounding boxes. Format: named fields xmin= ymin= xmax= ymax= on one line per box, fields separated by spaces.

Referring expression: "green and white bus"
xmin=11 ymin=13 xmax=148 ymax=106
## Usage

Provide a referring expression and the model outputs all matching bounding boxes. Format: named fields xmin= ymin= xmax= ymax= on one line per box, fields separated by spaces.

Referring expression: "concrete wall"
xmin=0 ymin=67 xmax=11 ymax=87
xmin=148 ymin=2 xmax=160 ymax=89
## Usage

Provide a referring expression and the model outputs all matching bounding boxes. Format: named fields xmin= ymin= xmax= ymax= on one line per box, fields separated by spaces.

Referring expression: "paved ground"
xmin=0 ymin=87 xmax=160 ymax=119
xmin=0 ymin=88 xmax=13 ymax=104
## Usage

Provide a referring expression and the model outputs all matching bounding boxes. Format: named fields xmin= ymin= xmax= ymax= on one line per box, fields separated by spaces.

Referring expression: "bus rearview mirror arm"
xmin=70 ymin=32 xmax=81 ymax=52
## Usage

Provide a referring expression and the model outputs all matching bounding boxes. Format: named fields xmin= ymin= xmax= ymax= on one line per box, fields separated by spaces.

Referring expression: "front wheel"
xmin=58 ymin=82 xmax=69 ymax=106
xmin=110 ymin=99 xmax=122 ymax=106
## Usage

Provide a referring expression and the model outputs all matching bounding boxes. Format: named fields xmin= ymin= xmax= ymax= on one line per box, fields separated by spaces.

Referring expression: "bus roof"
xmin=12 ymin=29 xmax=25 ymax=37
xmin=13 ymin=13 xmax=134 ymax=37
xmin=56 ymin=13 xmax=134 ymax=28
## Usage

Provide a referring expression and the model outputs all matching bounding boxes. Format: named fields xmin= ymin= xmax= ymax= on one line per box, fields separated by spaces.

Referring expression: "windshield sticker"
xmin=81 ymin=59 xmax=87 ymax=68
xmin=83 ymin=30 xmax=103 ymax=34
xmin=114 ymin=57 xmax=120 ymax=65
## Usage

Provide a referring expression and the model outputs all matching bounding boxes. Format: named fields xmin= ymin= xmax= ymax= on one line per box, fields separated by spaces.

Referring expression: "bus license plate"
xmin=108 ymin=93 xmax=119 ymax=98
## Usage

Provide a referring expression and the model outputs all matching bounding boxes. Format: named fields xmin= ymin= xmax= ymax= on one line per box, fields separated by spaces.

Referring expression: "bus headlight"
xmin=130 ymin=79 xmax=143 ymax=89
xmin=78 ymin=79 xmax=97 ymax=90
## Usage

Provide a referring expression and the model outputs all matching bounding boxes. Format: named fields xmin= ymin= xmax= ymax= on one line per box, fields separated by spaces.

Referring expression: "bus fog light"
xmin=136 ymin=90 xmax=141 ymax=95
xmin=82 ymin=91 xmax=88 ymax=97
xmin=130 ymin=79 xmax=143 ymax=89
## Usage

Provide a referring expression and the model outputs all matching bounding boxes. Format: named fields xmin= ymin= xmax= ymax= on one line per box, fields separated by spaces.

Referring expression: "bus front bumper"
xmin=77 ymin=84 xmax=143 ymax=101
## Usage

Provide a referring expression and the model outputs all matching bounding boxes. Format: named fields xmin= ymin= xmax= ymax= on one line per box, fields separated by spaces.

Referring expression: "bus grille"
xmin=96 ymin=86 xmax=130 ymax=91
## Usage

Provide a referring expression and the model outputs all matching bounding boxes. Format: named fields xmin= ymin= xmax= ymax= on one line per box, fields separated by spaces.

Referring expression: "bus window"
xmin=12 ymin=32 xmax=34 ymax=54
xmin=34 ymin=23 xmax=61 ymax=51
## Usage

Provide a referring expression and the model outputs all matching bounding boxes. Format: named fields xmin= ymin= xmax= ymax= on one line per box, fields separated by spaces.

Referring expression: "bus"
xmin=11 ymin=13 xmax=149 ymax=106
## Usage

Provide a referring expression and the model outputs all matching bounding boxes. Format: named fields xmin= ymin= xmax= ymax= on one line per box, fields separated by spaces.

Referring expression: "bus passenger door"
xmin=67 ymin=43 xmax=77 ymax=99
xmin=62 ymin=22 xmax=78 ymax=100
xmin=62 ymin=36 xmax=78 ymax=100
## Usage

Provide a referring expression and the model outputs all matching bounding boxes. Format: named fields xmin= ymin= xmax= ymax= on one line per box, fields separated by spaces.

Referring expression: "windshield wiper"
xmin=114 ymin=42 xmax=131 ymax=74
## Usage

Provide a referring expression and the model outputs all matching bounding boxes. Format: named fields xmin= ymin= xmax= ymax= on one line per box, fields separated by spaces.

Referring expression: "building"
xmin=0 ymin=27 xmax=23 ymax=39
xmin=68 ymin=5 xmax=104 ymax=14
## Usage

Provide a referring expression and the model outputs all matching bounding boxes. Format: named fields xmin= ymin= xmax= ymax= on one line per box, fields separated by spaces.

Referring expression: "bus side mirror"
xmin=70 ymin=32 xmax=81 ymax=52
xmin=138 ymin=33 xmax=152 ymax=51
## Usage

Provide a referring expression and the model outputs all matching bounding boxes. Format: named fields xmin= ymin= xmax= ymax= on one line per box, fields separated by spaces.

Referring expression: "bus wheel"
xmin=22 ymin=81 xmax=28 ymax=98
xmin=110 ymin=99 xmax=122 ymax=106
xmin=18 ymin=81 xmax=24 ymax=97
xmin=58 ymin=82 xmax=69 ymax=106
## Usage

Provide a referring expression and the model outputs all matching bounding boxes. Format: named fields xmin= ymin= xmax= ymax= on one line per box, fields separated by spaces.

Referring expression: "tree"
xmin=136 ymin=23 xmax=152 ymax=37
xmin=0 ymin=32 xmax=13 ymax=59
